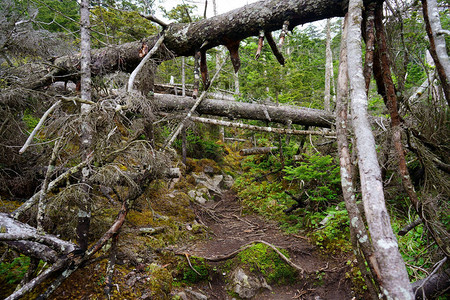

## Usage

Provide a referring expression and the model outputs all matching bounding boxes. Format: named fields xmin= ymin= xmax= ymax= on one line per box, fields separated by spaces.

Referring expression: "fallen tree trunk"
xmin=154 ymin=94 xmax=334 ymax=128
xmin=0 ymin=213 xmax=78 ymax=263
xmin=189 ymin=116 xmax=336 ymax=135
xmin=23 ymin=0 xmax=379 ymax=90
xmin=239 ymin=147 xmax=278 ymax=156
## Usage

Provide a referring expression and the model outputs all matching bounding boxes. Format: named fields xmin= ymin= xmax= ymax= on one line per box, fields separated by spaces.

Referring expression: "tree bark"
xmin=23 ymin=0 xmax=380 ymax=91
xmin=324 ymin=19 xmax=333 ymax=112
xmin=422 ymin=0 xmax=450 ymax=105
xmin=154 ymin=94 xmax=334 ymax=128
xmin=335 ymin=13 xmax=380 ymax=297
xmin=0 ymin=213 xmax=77 ymax=262
xmin=239 ymin=147 xmax=278 ymax=156
xmin=347 ymin=0 xmax=414 ymax=298
xmin=77 ymin=0 xmax=93 ymax=252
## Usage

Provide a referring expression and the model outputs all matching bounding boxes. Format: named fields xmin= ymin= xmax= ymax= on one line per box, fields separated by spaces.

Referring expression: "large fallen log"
xmin=239 ymin=147 xmax=278 ymax=156
xmin=23 ymin=0 xmax=379 ymax=90
xmin=154 ymin=94 xmax=334 ymax=128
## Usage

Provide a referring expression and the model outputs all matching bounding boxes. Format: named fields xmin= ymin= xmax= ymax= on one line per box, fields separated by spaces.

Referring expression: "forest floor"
xmin=179 ymin=190 xmax=356 ymax=300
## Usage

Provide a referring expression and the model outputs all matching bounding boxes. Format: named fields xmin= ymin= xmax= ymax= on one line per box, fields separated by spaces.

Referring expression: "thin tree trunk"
xmin=77 ymin=0 xmax=93 ymax=252
xmin=347 ymin=0 xmax=414 ymax=298
xmin=324 ymin=19 xmax=332 ymax=112
xmin=335 ymin=14 xmax=380 ymax=298
xmin=422 ymin=0 xmax=450 ymax=105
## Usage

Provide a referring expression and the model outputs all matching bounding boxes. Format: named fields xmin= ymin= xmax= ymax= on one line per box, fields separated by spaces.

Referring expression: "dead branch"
xmin=19 ymin=100 xmax=61 ymax=154
xmin=398 ymin=218 xmax=423 ymax=236
xmin=154 ymin=94 xmax=334 ymax=128
xmin=239 ymin=147 xmax=278 ymax=156
xmin=265 ymin=31 xmax=285 ymax=65
xmin=189 ymin=116 xmax=336 ymax=136
xmin=255 ymin=30 xmax=264 ymax=59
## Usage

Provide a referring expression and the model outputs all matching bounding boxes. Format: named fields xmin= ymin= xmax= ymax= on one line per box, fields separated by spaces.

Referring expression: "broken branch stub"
xmin=225 ymin=38 xmax=241 ymax=73
xmin=265 ymin=31 xmax=285 ymax=65
xmin=200 ymin=50 xmax=209 ymax=89
xmin=255 ymin=30 xmax=265 ymax=59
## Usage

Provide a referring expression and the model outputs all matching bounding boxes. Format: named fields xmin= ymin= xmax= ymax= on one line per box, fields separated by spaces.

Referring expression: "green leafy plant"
xmin=283 ymin=153 xmax=341 ymax=209
xmin=0 ymin=255 xmax=30 ymax=285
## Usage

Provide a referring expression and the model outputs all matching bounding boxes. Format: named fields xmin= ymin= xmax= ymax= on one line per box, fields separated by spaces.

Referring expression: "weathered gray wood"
xmin=190 ymin=116 xmax=335 ymax=135
xmin=154 ymin=94 xmax=334 ymax=128
xmin=0 ymin=213 xmax=77 ymax=262
xmin=239 ymin=147 xmax=278 ymax=156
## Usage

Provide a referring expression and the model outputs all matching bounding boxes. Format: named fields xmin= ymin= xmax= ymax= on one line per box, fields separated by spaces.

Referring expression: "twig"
xmin=185 ymin=253 xmax=202 ymax=276
xmin=139 ymin=13 xmax=168 ymax=28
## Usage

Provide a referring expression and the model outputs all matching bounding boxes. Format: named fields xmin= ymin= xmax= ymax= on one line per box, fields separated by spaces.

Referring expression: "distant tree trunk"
xmin=324 ymin=18 xmax=333 ymax=112
xmin=234 ymin=71 xmax=240 ymax=95
xmin=77 ymin=0 xmax=93 ymax=251
xmin=182 ymin=56 xmax=186 ymax=96
xmin=422 ymin=0 xmax=450 ymax=105
xmin=347 ymin=0 xmax=414 ymax=298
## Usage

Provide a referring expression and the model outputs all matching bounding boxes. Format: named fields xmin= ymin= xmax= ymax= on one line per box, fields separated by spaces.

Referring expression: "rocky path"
xmin=181 ymin=190 xmax=356 ymax=300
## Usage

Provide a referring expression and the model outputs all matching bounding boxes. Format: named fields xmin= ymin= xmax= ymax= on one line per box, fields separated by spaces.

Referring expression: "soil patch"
xmin=181 ymin=191 xmax=356 ymax=299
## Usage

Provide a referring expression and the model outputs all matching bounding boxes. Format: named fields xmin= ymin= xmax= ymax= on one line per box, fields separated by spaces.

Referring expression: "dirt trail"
xmin=183 ymin=190 xmax=356 ymax=300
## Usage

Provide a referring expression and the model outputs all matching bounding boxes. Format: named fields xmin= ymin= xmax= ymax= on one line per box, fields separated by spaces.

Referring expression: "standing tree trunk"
xmin=324 ymin=18 xmax=333 ymax=112
xmin=77 ymin=0 xmax=93 ymax=251
xmin=422 ymin=0 xmax=450 ymax=105
xmin=347 ymin=0 xmax=414 ymax=298
xmin=374 ymin=3 xmax=450 ymax=257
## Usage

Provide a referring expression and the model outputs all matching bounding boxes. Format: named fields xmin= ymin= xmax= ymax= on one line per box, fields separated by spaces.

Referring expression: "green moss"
xmin=174 ymin=256 xmax=209 ymax=284
xmin=236 ymin=243 xmax=297 ymax=284
xmin=147 ymin=263 xmax=173 ymax=299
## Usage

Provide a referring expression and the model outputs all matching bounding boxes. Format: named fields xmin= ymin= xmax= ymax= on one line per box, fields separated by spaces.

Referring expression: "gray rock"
xmin=192 ymin=172 xmax=223 ymax=197
xmin=185 ymin=287 xmax=208 ymax=300
xmin=221 ymin=175 xmax=235 ymax=189
xmin=229 ymin=268 xmax=271 ymax=299
xmin=177 ymin=291 xmax=188 ymax=300
xmin=188 ymin=188 xmax=210 ymax=204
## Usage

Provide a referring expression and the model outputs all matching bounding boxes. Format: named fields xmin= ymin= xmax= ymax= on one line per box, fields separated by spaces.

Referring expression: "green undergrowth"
xmin=234 ymin=150 xmax=352 ymax=254
xmin=173 ymin=256 xmax=210 ymax=285
xmin=235 ymin=243 xmax=297 ymax=284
